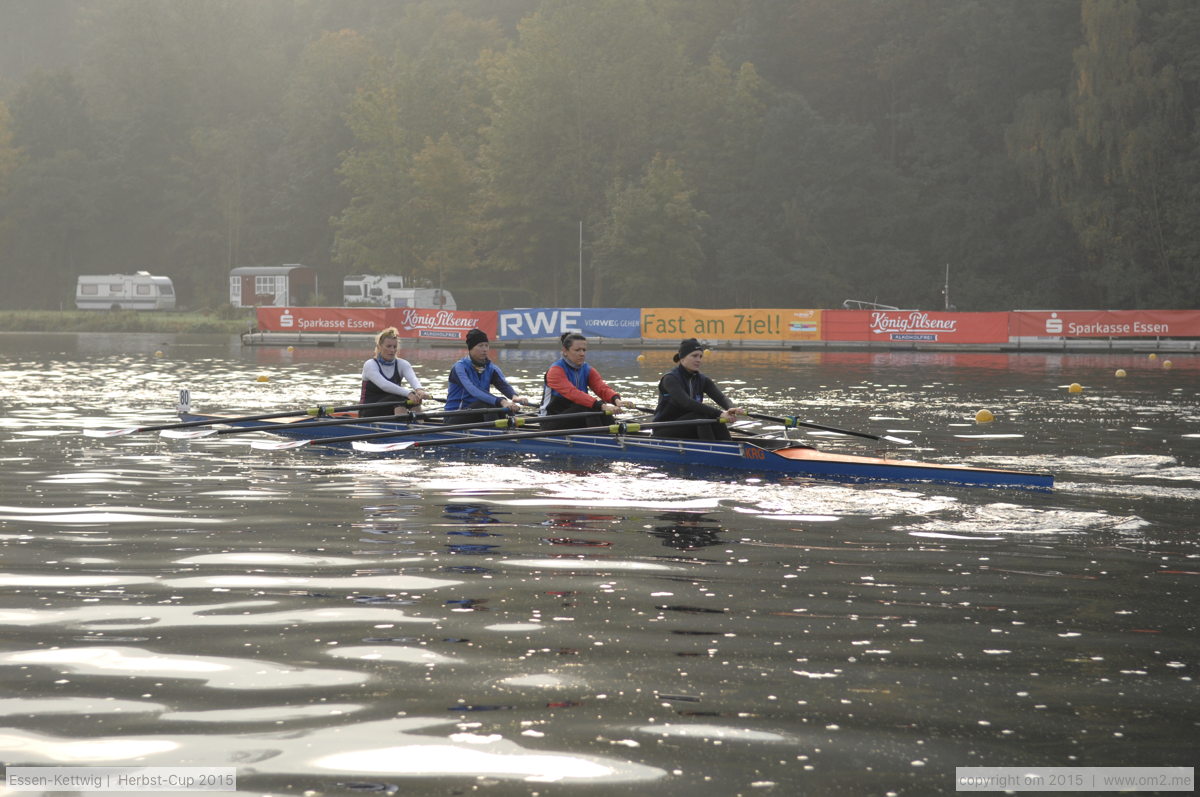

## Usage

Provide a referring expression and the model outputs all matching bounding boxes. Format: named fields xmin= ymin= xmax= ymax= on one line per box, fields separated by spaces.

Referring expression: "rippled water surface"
xmin=1 ymin=333 xmax=1197 ymax=796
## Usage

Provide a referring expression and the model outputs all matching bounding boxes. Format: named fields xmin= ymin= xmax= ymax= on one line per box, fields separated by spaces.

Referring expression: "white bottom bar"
xmin=6 ymin=767 xmax=236 ymax=792
xmin=956 ymin=767 xmax=1193 ymax=792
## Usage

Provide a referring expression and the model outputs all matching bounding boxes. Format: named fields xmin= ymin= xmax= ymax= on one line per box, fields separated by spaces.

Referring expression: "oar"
xmin=161 ymin=404 xmax=519 ymax=439
xmin=632 ymin=404 xmax=910 ymax=446
xmin=250 ymin=409 xmax=621 ymax=452
xmin=348 ymin=417 xmax=726 ymax=453
xmin=745 ymin=412 xmax=912 ymax=445
xmin=250 ymin=414 xmax=541 ymax=451
xmin=83 ymin=399 xmax=424 ymax=438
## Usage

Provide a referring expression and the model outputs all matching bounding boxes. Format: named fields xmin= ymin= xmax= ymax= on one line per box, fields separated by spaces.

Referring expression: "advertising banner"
xmin=640 ymin=308 xmax=822 ymax=341
xmin=255 ymin=307 xmax=496 ymax=341
xmin=1010 ymin=310 xmax=1200 ymax=338
xmin=386 ymin=307 xmax=497 ymax=342
xmin=256 ymin=306 xmax=389 ymax=334
xmin=823 ymin=310 xmax=1009 ymax=344
xmin=496 ymin=308 xmax=642 ymax=340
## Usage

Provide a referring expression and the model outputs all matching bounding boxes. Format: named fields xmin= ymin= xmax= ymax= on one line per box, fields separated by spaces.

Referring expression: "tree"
xmin=267 ymin=28 xmax=376 ymax=295
xmin=332 ymin=83 xmax=415 ymax=276
xmin=0 ymin=101 xmax=25 ymax=298
xmin=1009 ymin=0 xmax=1197 ymax=307
xmin=593 ymin=154 xmax=707 ymax=306
xmin=478 ymin=0 xmax=691 ymax=304
xmin=0 ymin=101 xmax=19 ymax=188
xmin=8 ymin=70 xmax=94 ymax=159
xmin=0 ymin=149 xmax=97 ymax=308
xmin=406 ymin=134 xmax=481 ymax=290
xmin=1 ymin=71 xmax=98 ymax=309
xmin=332 ymin=7 xmax=504 ymax=284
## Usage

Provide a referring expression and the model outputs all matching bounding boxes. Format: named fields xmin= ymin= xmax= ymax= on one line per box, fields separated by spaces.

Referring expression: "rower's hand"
xmin=500 ymin=398 xmax=520 ymax=411
xmin=720 ymin=407 xmax=743 ymax=422
xmin=412 ymin=389 xmax=431 ymax=401
xmin=600 ymin=402 xmax=619 ymax=415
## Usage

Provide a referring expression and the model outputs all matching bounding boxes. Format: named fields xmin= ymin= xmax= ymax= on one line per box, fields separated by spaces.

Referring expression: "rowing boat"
xmin=175 ymin=410 xmax=1053 ymax=490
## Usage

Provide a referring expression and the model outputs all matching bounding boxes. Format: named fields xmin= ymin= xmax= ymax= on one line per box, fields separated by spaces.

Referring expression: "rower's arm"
xmin=586 ymin=368 xmax=621 ymax=405
xmin=453 ymin=361 xmax=502 ymax=406
xmin=660 ymin=371 xmax=720 ymax=417
xmin=362 ymin=360 xmax=412 ymax=398
xmin=547 ymin=365 xmax=603 ymax=409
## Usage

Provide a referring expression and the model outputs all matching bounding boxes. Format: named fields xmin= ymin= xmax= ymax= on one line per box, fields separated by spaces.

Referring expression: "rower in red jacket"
xmin=539 ymin=332 xmax=624 ymax=430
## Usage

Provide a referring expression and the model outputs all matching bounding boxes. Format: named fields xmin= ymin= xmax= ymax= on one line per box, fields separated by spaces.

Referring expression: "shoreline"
xmin=0 ymin=310 xmax=251 ymax=335
xmin=2 ymin=311 xmax=1196 ymax=354
xmin=241 ymin=329 xmax=1200 ymax=354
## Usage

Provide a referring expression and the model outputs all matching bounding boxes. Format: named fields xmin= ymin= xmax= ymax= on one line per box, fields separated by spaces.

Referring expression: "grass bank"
xmin=0 ymin=310 xmax=252 ymax=334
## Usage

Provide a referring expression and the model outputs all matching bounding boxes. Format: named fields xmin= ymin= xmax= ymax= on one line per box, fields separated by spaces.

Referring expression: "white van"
xmin=342 ymin=275 xmax=455 ymax=310
xmin=343 ymin=274 xmax=405 ymax=306
xmin=76 ymin=272 xmax=176 ymax=311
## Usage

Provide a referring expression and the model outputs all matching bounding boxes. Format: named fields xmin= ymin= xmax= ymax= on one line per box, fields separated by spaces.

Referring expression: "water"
xmin=1 ymin=333 xmax=1196 ymax=796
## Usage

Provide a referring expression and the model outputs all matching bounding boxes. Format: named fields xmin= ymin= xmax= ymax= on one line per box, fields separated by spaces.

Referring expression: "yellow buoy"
xmin=256 ymin=375 xmax=270 ymax=383
xmin=1115 ymin=369 xmax=1127 ymax=378
xmin=154 ymin=350 xmax=164 ymax=358
xmin=1149 ymin=353 xmax=1158 ymax=360
xmin=1163 ymin=360 xmax=1173 ymax=369
xmin=636 ymin=354 xmax=645 ymax=362
xmin=974 ymin=409 xmax=995 ymax=423
xmin=1068 ymin=382 xmax=1083 ymax=393
xmin=287 ymin=345 xmax=295 ymax=353
xmin=704 ymin=349 xmax=712 ymax=355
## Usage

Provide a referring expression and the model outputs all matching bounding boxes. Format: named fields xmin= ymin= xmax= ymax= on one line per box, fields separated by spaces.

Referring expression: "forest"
xmin=0 ymin=0 xmax=1197 ymax=312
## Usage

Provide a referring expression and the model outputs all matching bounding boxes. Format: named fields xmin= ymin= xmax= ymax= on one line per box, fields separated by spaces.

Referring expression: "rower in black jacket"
xmin=652 ymin=338 xmax=743 ymax=440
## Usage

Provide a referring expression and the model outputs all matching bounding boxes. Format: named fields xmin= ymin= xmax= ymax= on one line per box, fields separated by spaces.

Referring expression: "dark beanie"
xmin=673 ymin=338 xmax=703 ymax=362
xmin=465 ymin=328 xmax=489 ymax=350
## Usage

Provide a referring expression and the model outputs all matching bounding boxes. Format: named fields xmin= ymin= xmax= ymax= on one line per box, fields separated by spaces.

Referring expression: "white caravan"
xmin=342 ymin=275 xmax=456 ymax=310
xmin=75 ymin=272 xmax=176 ymax=311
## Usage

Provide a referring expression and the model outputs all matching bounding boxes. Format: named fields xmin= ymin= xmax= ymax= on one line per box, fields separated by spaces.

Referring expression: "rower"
xmin=652 ymin=338 xmax=742 ymax=441
xmin=539 ymin=332 xmax=624 ymax=430
xmin=445 ymin=328 xmax=529 ymax=419
xmin=359 ymin=327 xmax=430 ymax=417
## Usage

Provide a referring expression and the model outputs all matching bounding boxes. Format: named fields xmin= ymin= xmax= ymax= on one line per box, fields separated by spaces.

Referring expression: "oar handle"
xmin=633 ymin=403 xmax=739 ymax=420
xmin=204 ymin=404 xmax=519 ymax=436
xmin=338 ymin=415 xmax=535 ymax=443
xmin=280 ymin=414 xmax=539 ymax=446
xmin=402 ymin=417 xmax=727 ymax=450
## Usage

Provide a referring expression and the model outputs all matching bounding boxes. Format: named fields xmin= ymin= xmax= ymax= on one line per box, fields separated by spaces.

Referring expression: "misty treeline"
xmin=1 ymin=0 xmax=1197 ymax=312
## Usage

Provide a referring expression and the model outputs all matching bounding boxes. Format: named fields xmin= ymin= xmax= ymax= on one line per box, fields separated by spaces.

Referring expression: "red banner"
xmin=386 ymin=307 xmax=498 ymax=341
xmin=256 ymin=307 xmax=388 ymax=334
xmin=823 ymin=310 xmax=1009 ymax=344
xmin=1010 ymin=310 xmax=1200 ymax=338
xmin=255 ymin=307 xmax=497 ymax=341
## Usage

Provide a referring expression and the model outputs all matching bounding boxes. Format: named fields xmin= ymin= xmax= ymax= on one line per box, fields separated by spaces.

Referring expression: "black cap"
xmin=673 ymin=338 xmax=703 ymax=362
xmin=465 ymin=328 xmax=489 ymax=350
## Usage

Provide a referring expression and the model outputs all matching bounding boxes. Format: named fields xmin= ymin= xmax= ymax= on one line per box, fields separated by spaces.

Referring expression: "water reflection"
xmin=647 ymin=511 xmax=726 ymax=550
xmin=1 ymin=335 xmax=1198 ymax=794
xmin=443 ymin=503 xmax=510 ymax=523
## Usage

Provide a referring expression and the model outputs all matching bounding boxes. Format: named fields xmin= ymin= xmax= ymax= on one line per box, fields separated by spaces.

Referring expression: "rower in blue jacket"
xmin=446 ymin=328 xmax=529 ymax=415
xmin=652 ymin=338 xmax=742 ymax=440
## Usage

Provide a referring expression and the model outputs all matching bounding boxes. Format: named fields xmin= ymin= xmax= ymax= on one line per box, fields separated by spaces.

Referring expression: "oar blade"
xmin=882 ymin=434 xmax=914 ymax=445
xmin=83 ymin=426 xmax=142 ymax=438
xmin=250 ymin=439 xmax=312 ymax=451
xmin=160 ymin=428 xmax=219 ymax=439
xmin=352 ymin=440 xmax=417 ymax=453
